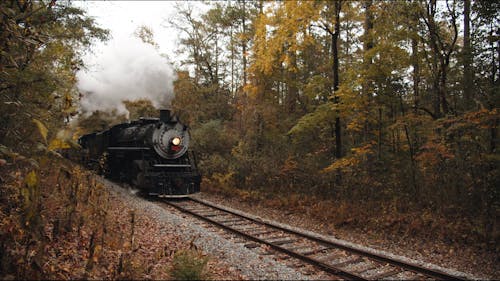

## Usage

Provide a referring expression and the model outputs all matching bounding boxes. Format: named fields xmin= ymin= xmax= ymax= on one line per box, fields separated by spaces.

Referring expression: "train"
xmin=78 ymin=109 xmax=201 ymax=197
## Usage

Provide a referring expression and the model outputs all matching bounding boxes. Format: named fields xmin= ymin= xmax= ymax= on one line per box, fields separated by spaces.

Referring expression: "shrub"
xmin=170 ymin=249 xmax=209 ymax=280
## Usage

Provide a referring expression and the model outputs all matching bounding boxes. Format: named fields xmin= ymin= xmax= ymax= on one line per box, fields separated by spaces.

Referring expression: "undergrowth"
xmin=202 ymin=175 xmax=499 ymax=252
xmin=170 ymin=249 xmax=209 ymax=280
xmin=0 ymin=146 xmax=215 ymax=280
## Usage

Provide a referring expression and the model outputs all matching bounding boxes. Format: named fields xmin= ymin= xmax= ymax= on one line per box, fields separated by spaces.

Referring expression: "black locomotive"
xmin=78 ymin=109 xmax=201 ymax=197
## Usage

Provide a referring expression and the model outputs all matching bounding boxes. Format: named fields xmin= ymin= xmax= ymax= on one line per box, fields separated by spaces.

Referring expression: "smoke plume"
xmin=76 ymin=34 xmax=176 ymax=117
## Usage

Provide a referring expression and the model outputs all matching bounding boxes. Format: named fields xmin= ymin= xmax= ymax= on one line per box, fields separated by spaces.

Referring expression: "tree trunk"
xmin=463 ymin=0 xmax=473 ymax=110
xmin=423 ymin=0 xmax=458 ymax=117
xmin=362 ymin=0 xmax=374 ymax=101
xmin=439 ymin=66 xmax=449 ymax=114
xmin=491 ymin=31 xmax=499 ymax=153
xmin=332 ymin=1 xmax=342 ymax=158
xmin=400 ymin=95 xmax=419 ymax=200
xmin=424 ymin=0 xmax=443 ymax=118
xmin=364 ymin=0 xmax=374 ymax=54
xmin=378 ymin=107 xmax=382 ymax=160
xmin=411 ymin=30 xmax=420 ymax=113
xmin=242 ymin=0 xmax=248 ymax=88
xmin=287 ymin=50 xmax=298 ymax=113
xmin=230 ymin=26 xmax=235 ymax=96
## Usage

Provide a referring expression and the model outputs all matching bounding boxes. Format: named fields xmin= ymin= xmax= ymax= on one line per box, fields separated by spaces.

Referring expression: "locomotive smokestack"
xmin=160 ymin=109 xmax=171 ymax=122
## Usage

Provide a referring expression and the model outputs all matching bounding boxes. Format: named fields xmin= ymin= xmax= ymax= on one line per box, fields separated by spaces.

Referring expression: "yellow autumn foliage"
xmin=33 ymin=119 xmax=49 ymax=145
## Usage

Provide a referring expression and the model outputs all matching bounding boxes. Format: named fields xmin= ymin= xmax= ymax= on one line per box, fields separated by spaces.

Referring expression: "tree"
xmin=318 ymin=1 xmax=344 ymax=158
xmin=76 ymin=110 xmax=127 ymax=135
xmin=123 ymin=99 xmax=158 ymax=120
xmin=419 ymin=0 xmax=459 ymax=118
xmin=134 ymin=25 xmax=159 ymax=49
xmin=0 ymin=0 xmax=108 ymax=152
xmin=471 ymin=1 xmax=499 ymax=154
xmin=462 ymin=0 xmax=473 ymax=109
xmin=169 ymin=1 xmax=499 ymax=242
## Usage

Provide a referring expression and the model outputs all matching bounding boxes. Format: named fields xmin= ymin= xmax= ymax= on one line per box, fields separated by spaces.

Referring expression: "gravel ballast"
xmin=190 ymin=195 xmax=480 ymax=280
xmin=101 ymin=179 xmax=314 ymax=280
xmin=198 ymin=192 xmax=499 ymax=280
xmin=97 ymin=176 xmax=496 ymax=280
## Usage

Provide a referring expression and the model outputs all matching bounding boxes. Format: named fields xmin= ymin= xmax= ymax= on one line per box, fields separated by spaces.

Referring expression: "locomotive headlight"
xmin=171 ymin=137 xmax=182 ymax=146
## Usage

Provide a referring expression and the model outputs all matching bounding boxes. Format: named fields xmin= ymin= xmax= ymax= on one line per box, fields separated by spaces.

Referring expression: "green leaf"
xmin=288 ymin=102 xmax=336 ymax=137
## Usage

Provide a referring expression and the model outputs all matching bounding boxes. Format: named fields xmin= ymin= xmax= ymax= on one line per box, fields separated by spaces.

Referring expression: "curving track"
xmin=164 ymin=197 xmax=469 ymax=280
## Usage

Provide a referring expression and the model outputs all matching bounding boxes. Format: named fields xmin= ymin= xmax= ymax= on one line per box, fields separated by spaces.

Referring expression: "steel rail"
xmin=184 ymin=197 xmax=469 ymax=281
xmin=164 ymin=199 xmax=368 ymax=280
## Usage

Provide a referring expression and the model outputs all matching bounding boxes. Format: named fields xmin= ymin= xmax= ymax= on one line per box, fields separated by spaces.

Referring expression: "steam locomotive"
xmin=78 ymin=109 xmax=201 ymax=197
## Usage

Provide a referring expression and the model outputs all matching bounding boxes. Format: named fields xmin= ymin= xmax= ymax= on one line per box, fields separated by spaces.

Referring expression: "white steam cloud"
xmin=77 ymin=35 xmax=176 ymax=117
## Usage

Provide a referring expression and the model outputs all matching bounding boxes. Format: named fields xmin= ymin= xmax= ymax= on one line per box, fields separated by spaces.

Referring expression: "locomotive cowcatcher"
xmin=78 ymin=109 xmax=201 ymax=197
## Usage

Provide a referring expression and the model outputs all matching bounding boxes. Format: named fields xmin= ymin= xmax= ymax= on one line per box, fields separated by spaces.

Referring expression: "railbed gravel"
xmin=100 ymin=178 xmax=316 ymax=280
xmin=99 ymin=177 xmax=493 ymax=280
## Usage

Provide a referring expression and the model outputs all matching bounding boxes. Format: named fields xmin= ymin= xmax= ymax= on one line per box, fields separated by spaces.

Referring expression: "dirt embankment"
xmin=0 ymin=154 xmax=242 ymax=280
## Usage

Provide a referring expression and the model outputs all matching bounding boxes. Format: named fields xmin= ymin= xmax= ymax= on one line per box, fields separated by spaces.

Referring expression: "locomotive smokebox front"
xmin=152 ymin=111 xmax=190 ymax=160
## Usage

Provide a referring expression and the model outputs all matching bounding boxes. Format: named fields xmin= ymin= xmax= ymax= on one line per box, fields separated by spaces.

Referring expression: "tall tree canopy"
xmin=169 ymin=0 xmax=498 ymax=241
xmin=1 ymin=0 xmax=108 ymax=152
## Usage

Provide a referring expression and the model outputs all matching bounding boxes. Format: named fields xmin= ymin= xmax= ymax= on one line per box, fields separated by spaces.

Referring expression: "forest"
xmin=166 ymin=0 xmax=499 ymax=245
xmin=0 ymin=0 xmax=499 ymax=278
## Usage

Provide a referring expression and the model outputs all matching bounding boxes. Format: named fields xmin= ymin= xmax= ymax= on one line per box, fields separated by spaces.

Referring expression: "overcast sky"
xmin=73 ymin=1 xmax=209 ymax=115
xmin=75 ymin=1 xmax=208 ymax=61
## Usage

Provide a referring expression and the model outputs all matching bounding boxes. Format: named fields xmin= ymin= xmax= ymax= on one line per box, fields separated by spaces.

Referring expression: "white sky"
xmin=73 ymin=1 xmax=210 ymax=115
xmin=75 ymin=1 xmax=208 ymax=63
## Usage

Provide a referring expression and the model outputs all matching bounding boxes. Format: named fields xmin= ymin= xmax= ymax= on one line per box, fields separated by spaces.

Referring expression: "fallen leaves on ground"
xmin=0 ymin=153 xmax=243 ymax=280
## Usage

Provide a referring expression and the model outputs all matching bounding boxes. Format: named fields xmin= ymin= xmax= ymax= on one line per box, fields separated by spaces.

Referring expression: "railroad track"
xmin=164 ymin=197 xmax=469 ymax=280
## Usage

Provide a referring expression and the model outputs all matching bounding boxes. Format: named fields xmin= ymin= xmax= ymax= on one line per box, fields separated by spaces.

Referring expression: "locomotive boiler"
xmin=78 ymin=109 xmax=201 ymax=197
